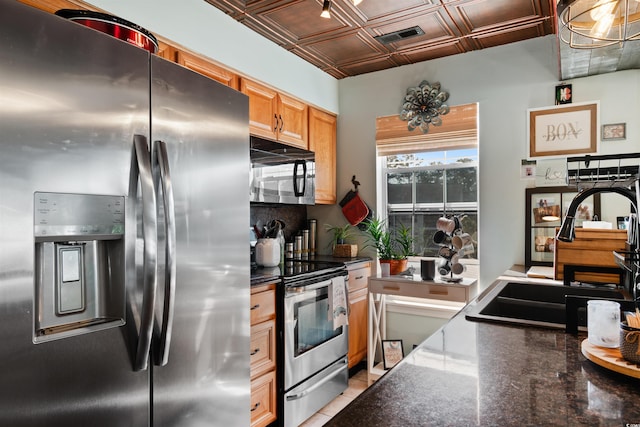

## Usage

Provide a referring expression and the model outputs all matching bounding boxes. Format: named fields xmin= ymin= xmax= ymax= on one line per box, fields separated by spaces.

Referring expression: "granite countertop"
xmin=326 ymin=280 xmax=640 ymax=426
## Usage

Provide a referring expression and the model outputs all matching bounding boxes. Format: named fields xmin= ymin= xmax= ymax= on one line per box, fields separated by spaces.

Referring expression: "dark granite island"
xmin=326 ymin=281 xmax=640 ymax=426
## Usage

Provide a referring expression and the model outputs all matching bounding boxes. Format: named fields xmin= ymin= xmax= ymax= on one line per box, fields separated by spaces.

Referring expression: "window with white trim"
xmin=375 ymin=103 xmax=479 ymax=264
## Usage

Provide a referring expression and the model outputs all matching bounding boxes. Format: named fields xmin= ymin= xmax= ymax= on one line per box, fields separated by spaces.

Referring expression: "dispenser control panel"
xmin=34 ymin=192 xmax=125 ymax=239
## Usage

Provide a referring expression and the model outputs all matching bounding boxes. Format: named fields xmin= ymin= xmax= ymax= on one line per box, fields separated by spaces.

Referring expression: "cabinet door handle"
xmin=355 ymin=275 xmax=364 ymax=280
xmin=273 ymin=114 xmax=278 ymax=131
xmin=251 ymin=402 xmax=260 ymax=412
xmin=278 ymin=114 xmax=284 ymax=132
xmin=250 ymin=304 xmax=260 ymax=310
xmin=250 ymin=348 xmax=261 ymax=356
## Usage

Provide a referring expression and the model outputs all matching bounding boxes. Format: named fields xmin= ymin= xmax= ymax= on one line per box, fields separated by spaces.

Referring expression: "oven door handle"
xmin=285 ymin=358 xmax=348 ymax=401
xmin=285 ymin=279 xmax=333 ymax=296
xmin=285 ymin=274 xmax=347 ymax=296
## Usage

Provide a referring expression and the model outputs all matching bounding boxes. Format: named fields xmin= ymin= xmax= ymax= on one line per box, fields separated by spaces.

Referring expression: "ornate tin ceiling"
xmin=206 ymin=0 xmax=639 ymax=80
xmin=205 ymin=0 xmax=557 ymax=79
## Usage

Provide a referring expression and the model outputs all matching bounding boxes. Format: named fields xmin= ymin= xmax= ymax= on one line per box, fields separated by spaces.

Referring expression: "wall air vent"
xmin=374 ymin=26 xmax=424 ymax=44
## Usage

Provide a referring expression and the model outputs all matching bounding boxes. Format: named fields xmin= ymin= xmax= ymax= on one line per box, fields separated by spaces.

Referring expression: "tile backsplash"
xmin=250 ymin=204 xmax=307 ymax=241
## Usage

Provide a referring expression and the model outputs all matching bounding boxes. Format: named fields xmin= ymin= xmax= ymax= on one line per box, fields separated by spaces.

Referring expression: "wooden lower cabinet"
xmin=251 ymin=370 xmax=277 ymax=427
xmin=250 ymin=283 xmax=277 ymax=427
xmin=347 ymin=261 xmax=371 ymax=368
xmin=348 ymin=287 xmax=368 ymax=369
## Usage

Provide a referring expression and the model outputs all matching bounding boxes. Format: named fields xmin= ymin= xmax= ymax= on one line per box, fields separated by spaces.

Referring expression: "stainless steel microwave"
xmin=250 ymin=137 xmax=315 ymax=205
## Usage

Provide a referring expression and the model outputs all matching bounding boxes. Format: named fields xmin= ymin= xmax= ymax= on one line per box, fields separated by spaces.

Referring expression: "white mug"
xmin=457 ymin=242 xmax=475 ymax=257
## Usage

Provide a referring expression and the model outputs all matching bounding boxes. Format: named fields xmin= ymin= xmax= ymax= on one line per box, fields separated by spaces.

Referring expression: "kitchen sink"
xmin=465 ymin=280 xmax=629 ymax=330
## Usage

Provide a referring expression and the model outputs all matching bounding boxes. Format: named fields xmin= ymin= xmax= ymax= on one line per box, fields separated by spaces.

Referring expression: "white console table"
xmin=367 ymin=275 xmax=478 ymax=384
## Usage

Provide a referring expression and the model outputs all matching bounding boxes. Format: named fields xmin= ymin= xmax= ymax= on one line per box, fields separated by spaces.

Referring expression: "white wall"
xmin=83 ymin=0 xmax=339 ymax=113
xmin=311 ymin=35 xmax=640 ymax=289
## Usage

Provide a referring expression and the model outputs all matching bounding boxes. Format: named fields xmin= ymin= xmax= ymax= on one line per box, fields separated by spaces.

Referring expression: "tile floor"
xmin=298 ymin=368 xmax=370 ymax=427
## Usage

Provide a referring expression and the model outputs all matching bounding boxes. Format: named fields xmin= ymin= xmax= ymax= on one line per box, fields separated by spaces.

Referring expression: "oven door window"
xmin=293 ymin=289 xmax=342 ymax=357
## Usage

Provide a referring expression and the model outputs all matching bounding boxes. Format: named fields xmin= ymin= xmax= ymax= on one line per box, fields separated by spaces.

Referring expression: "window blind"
xmin=375 ymin=103 xmax=478 ymax=156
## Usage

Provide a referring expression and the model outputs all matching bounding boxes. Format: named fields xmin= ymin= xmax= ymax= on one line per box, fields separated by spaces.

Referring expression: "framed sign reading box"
xmin=528 ymin=102 xmax=599 ymax=158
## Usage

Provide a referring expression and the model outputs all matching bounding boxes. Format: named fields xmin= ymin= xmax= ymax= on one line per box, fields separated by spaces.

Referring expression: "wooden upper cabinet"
xmin=241 ymin=78 xmax=308 ymax=149
xmin=241 ymin=79 xmax=279 ymax=141
xmin=177 ymin=51 xmax=239 ymax=90
xmin=277 ymin=93 xmax=308 ymax=148
xmin=157 ymin=41 xmax=177 ymax=62
xmin=309 ymin=107 xmax=337 ymax=205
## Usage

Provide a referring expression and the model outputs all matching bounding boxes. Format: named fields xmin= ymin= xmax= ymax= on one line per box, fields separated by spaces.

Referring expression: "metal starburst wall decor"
xmin=399 ymin=80 xmax=450 ymax=133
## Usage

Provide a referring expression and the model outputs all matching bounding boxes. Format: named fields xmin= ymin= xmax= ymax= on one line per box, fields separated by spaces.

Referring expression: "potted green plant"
xmin=325 ymin=223 xmax=358 ymax=257
xmin=361 ymin=217 xmax=414 ymax=275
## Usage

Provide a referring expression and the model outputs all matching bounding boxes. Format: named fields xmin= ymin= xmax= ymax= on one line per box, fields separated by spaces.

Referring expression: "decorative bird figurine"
xmin=351 ymin=175 xmax=360 ymax=191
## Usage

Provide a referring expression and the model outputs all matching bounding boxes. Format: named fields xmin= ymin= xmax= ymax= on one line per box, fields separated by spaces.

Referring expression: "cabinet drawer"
xmin=250 ymin=319 xmax=276 ymax=379
xmin=347 ymin=263 xmax=371 ymax=292
xmin=250 ymin=289 xmax=275 ymax=325
xmin=251 ymin=371 xmax=277 ymax=427
xmin=369 ymin=278 xmax=468 ymax=303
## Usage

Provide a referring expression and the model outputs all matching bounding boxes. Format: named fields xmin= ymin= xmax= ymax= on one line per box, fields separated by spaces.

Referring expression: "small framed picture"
xmin=602 ymin=123 xmax=626 ymax=140
xmin=382 ymin=339 xmax=404 ymax=369
xmin=555 ymin=84 xmax=572 ymax=105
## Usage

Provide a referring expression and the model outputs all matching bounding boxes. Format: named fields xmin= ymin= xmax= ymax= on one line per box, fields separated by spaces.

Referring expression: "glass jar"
xmin=255 ymin=238 xmax=280 ymax=267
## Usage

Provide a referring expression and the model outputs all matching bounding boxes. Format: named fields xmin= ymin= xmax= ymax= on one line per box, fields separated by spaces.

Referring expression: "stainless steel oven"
xmin=282 ymin=263 xmax=349 ymax=427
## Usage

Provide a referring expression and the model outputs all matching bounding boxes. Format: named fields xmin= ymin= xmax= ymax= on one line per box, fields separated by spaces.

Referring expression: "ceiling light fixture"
xmin=321 ymin=0 xmax=331 ymax=18
xmin=559 ymin=0 xmax=640 ymax=49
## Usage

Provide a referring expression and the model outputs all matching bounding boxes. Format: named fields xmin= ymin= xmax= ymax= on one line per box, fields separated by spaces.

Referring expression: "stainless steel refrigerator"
xmin=0 ymin=1 xmax=250 ymax=425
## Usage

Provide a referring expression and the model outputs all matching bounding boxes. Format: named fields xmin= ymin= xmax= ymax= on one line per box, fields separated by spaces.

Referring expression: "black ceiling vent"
xmin=374 ymin=26 xmax=424 ymax=44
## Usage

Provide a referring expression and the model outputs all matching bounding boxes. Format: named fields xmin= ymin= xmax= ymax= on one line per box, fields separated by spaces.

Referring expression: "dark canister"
xmin=420 ymin=259 xmax=435 ymax=281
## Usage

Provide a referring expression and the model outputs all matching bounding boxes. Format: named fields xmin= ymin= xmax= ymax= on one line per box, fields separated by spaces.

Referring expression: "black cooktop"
xmin=251 ymin=259 xmax=347 ymax=284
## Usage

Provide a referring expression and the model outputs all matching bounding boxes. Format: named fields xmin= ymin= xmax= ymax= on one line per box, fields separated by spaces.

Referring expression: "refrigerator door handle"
xmin=153 ymin=140 xmax=176 ymax=367
xmin=130 ymin=134 xmax=158 ymax=372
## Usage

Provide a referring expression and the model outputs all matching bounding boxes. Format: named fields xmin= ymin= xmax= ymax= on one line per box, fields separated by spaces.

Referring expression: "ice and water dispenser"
xmin=34 ymin=192 xmax=126 ymax=343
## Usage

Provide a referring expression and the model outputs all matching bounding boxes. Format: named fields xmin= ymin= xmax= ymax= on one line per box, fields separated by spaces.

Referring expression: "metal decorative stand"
xmin=434 ymin=214 xmax=472 ymax=283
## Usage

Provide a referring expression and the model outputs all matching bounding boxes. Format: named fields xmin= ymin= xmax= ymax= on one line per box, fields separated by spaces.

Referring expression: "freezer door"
xmin=149 ymin=56 xmax=251 ymax=426
xmin=0 ymin=2 xmax=150 ymax=426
